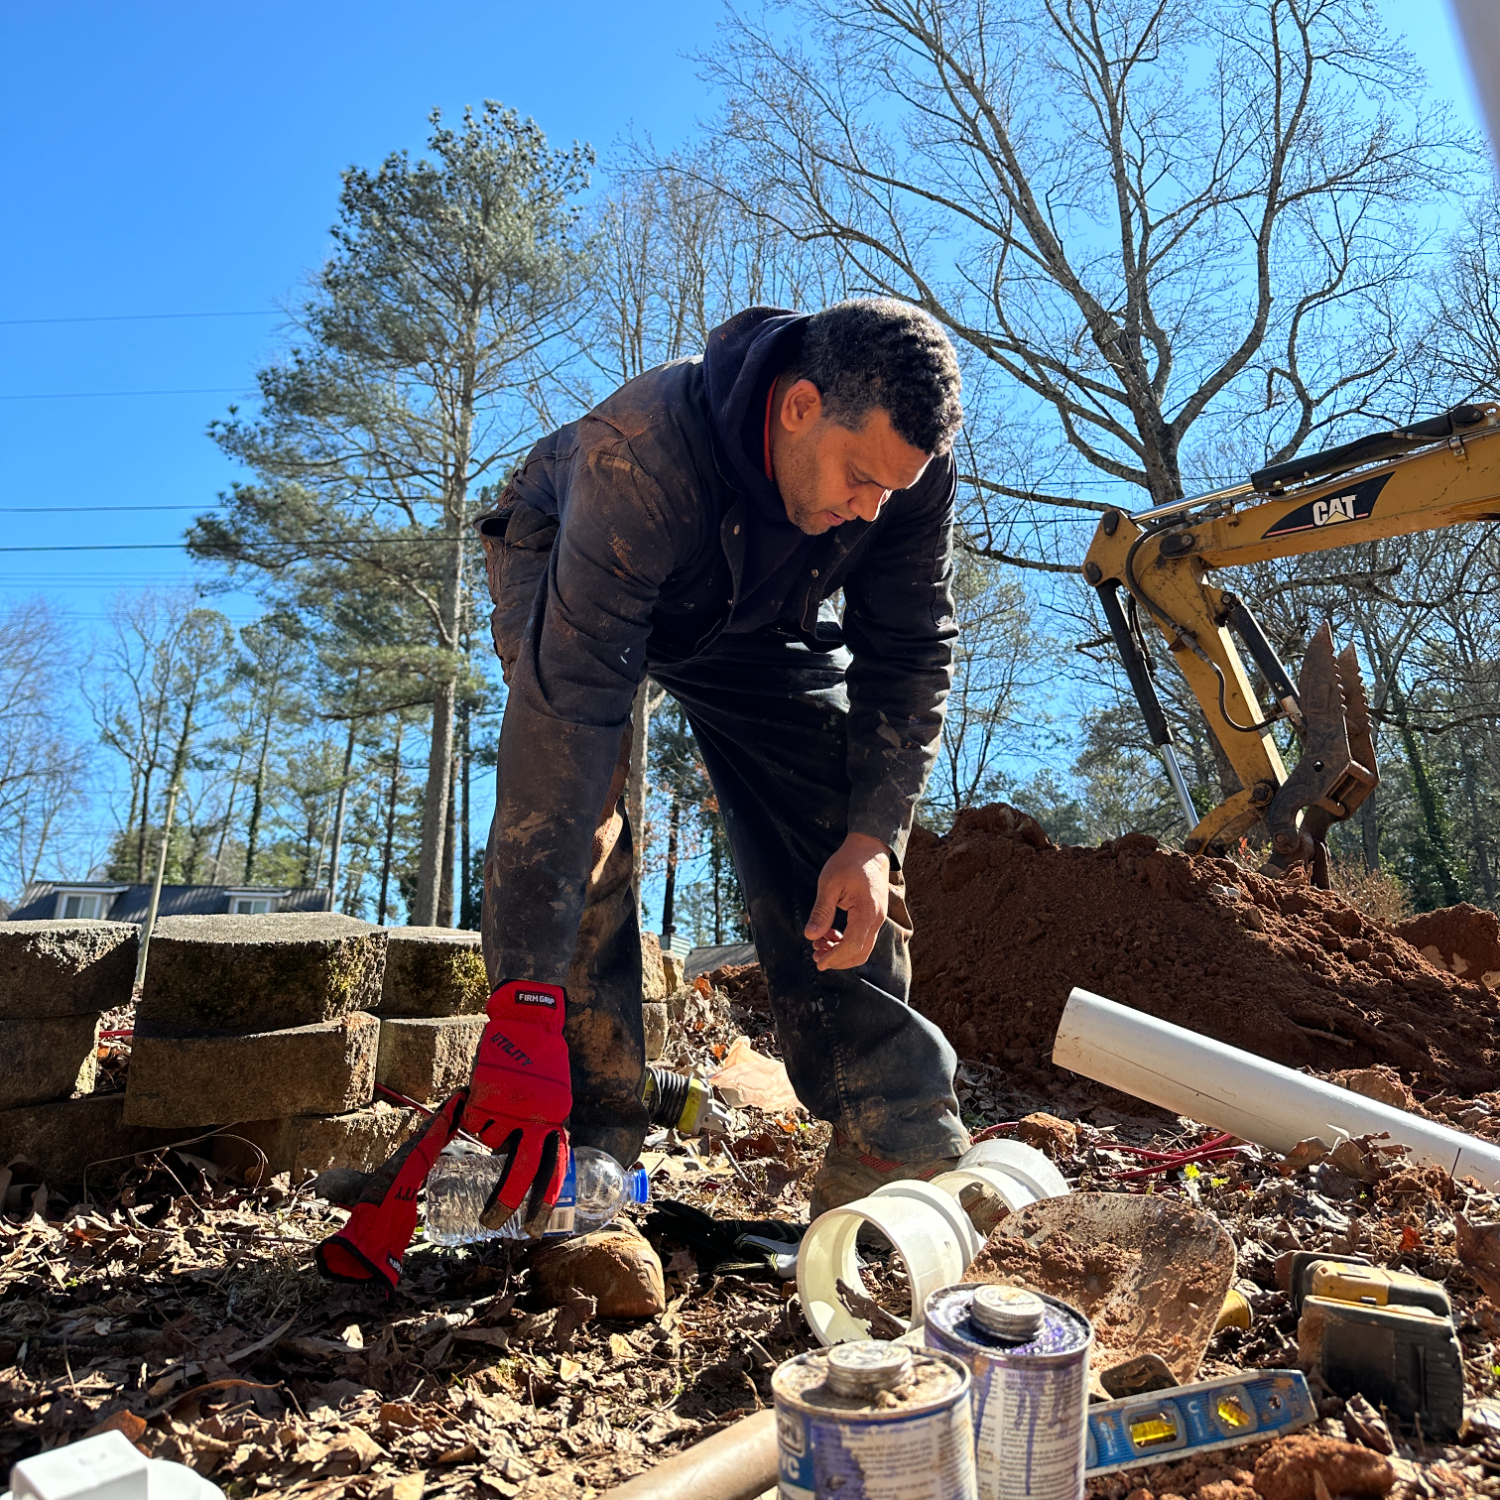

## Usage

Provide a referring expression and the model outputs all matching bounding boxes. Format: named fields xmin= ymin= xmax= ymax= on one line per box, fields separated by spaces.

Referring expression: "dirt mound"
xmin=1397 ymin=902 xmax=1500 ymax=989
xmin=902 ymin=804 xmax=1500 ymax=1093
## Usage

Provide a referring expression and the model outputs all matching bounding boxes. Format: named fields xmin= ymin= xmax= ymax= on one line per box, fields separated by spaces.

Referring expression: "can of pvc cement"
xmin=924 ymin=1284 xmax=1093 ymax=1500
xmin=773 ymin=1339 xmax=977 ymax=1500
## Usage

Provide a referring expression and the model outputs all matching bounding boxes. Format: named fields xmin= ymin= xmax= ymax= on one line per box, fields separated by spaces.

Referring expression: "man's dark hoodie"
xmin=477 ymin=307 xmax=958 ymax=987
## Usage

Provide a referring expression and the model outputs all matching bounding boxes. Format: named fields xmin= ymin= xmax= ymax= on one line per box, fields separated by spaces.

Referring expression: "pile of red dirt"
xmin=902 ymin=804 xmax=1500 ymax=1094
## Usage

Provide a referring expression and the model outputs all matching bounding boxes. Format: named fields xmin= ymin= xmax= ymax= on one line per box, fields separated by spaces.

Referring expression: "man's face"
xmin=771 ymin=379 xmax=933 ymax=536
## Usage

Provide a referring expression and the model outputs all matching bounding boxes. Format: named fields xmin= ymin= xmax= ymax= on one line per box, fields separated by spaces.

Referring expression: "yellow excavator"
xmin=1082 ymin=403 xmax=1500 ymax=885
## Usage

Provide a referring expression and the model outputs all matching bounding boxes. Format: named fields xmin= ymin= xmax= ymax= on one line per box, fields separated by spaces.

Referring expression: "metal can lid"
xmin=824 ymin=1340 xmax=913 ymax=1397
xmin=971 ymin=1285 xmax=1045 ymax=1341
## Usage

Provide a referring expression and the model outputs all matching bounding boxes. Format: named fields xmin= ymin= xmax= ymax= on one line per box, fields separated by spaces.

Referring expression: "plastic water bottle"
xmin=424 ymin=1144 xmax=649 ymax=1247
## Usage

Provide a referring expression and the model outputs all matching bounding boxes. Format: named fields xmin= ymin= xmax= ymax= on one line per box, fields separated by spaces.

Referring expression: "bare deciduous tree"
xmin=704 ymin=0 xmax=1468 ymax=550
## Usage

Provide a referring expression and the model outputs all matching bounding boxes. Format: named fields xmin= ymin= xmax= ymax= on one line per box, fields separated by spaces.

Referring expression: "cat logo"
xmin=1262 ymin=472 xmax=1390 ymax=540
xmin=1311 ymin=494 xmax=1357 ymax=527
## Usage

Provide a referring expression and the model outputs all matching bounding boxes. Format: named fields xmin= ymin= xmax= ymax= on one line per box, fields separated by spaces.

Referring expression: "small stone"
xmin=0 ymin=1094 xmax=178 ymax=1184
xmin=212 ymin=1101 xmax=420 ymax=1185
xmin=0 ymin=1013 xmax=100 ymax=1109
xmin=530 ymin=1219 xmax=666 ymax=1318
xmin=640 ymin=932 xmax=667 ymax=1000
xmin=1251 ymin=1434 xmax=1393 ymax=1500
xmin=1014 ymin=1112 xmax=1077 ymax=1158
xmin=376 ymin=1015 xmax=485 ymax=1104
xmin=0 ymin=921 xmax=137 ymax=1019
xmin=380 ymin=926 xmax=489 ymax=1018
xmin=123 ymin=1012 xmax=380 ymax=1126
xmin=136 ymin=912 xmax=386 ymax=1031
xmin=661 ymin=953 xmax=684 ymax=992
xmin=642 ymin=1002 xmax=669 ymax=1062
xmin=1332 ymin=1065 xmax=1414 ymax=1111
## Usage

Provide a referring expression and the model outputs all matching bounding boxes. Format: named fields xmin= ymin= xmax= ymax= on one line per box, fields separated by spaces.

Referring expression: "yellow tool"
xmin=1081 ymin=404 xmax=1500 ymax=881
xmin=1305 ymin=1261 xmax=1452 ymax=1319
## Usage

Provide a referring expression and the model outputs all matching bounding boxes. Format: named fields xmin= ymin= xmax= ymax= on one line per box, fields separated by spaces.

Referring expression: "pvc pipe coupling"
xmin=797 ymin=1140 xmax=1070 ymax=1345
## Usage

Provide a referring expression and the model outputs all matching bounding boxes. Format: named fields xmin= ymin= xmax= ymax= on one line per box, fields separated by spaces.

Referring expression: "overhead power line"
xmin=0 ymin=387 xmax=255 ymax=401
xmin=0 ymin=505 xmax=214 ymax=513
xmin=0 ymin=310 xmax=278 ymax=327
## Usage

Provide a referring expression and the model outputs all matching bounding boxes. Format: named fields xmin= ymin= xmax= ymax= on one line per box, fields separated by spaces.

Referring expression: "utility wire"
xmin=0 ymin=504 xmax=214 ymax=513
xmin=0 ymin=311 xmax=278 ymax=327
xmin=0 ymin=387 xmax=255 ymax=401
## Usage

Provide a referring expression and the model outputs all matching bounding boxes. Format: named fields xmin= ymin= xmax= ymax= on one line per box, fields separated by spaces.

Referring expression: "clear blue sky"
xmin=0 ymin=0 xmax=1485 ymax=621
xmin=0 ymin=0 xmax=1488 ymax=900
xmin=0 ymin=1 xmax=726 ymax=622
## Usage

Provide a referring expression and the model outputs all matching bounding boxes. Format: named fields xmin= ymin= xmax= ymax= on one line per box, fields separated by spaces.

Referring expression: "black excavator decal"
xmin=1262 ymin=473 xmax=1391 ymax=540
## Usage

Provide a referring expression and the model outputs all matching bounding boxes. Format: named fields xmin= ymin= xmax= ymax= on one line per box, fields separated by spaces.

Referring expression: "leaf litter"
xmin=8 ymin=973 xmax=1500 ymax=1497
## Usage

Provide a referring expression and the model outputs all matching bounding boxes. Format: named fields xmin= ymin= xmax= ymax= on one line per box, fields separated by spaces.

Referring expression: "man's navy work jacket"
xmin=477 ymin=307 xmax=958 ymax=986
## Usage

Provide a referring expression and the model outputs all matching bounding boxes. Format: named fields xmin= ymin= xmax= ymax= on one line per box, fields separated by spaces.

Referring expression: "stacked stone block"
xmin=117 ymin=912 xmax=401 ymax=1184
xmin=0 ymin=922 xmax=144 ymax=1181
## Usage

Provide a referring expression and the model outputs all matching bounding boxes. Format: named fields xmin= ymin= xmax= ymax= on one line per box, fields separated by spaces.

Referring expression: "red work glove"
xmin=460 ymin=980 xmax=572 ymax=1237
xmin=315 ymin=1090 xmax=464 ymax=1295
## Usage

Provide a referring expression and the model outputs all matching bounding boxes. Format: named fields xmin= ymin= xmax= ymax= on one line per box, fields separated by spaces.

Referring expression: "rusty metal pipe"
xmin=598 ymin=1409 xmax=776 ymax=1500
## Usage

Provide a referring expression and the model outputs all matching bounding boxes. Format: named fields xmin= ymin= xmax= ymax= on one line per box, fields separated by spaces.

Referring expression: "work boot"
xmin=808 ymin=1128 xmax=967 ymax=1219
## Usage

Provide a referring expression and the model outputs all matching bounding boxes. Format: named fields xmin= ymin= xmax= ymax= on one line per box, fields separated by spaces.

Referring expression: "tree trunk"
xmin=1361 ymin=786 xmax=1381 ymax=874
xmin=1463 ymin=746 xmax=1497 ymax=903
xmin=459 ymin=697 xmax=474 ymax=929
xmin=377 ymin=721 xmax=404 ymax=927
xmin=438 ymin=741 xmax=457 ymax=928
xmin=1387 ymin=675 xmax=1463 ymax=905
xmin=628 ymin=679 xmax=651 ymax=886
xmin=243 ymin=716 xmax=274 ymax=885
xmin=326 ymin=716 xmax=359 ymax=911
xmin=660 ymin=794 xmax=680 ymax=945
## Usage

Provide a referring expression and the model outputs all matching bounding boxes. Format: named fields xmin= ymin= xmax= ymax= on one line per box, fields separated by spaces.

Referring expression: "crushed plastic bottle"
xmin=424 ymin=1144 xmax=649 ymax=1247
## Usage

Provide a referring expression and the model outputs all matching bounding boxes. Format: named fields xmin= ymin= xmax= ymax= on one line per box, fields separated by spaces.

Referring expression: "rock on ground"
xmin=0 ymin=1013 xmax=101 ymax=1110
xmin=210 ymin=1101 xmax=420 ymax=1184
xmin=640 ymin=932 xmax=667 ymax=1001
xmin=0 ymin=921 xmax=137 ymax=1019
xmin=375 ymin=1015 xmax=485 ymax=1105
xmin=378 ymin=926 xmax=488 ymax=1018
xmin=135 ymin=912 xmax=387 ymax=1031
xmin=0 ymin=1093 xmax=179 ymax=1184
xmin=903 ymin=804 xmax=1500 ymax=1093
xmin=123 ymin=1012 xmax=380 ymax=1126
xmin=1251 ymin=1433 xmax=1394 ymax=1500
xmin=530 ymin=1219 xmax=667 ymax=1318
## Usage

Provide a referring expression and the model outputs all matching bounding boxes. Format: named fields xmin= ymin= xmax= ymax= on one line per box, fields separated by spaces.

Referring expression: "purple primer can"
xmin=773 ymin=1340 xmax=977 ymax=1500
xmin=924 ymin=1285 xmax=1093 ymax=1500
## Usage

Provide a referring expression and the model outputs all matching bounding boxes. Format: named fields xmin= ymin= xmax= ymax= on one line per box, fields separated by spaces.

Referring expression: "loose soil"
xmin=903 ymin=805 xmax=1500 ymax=1094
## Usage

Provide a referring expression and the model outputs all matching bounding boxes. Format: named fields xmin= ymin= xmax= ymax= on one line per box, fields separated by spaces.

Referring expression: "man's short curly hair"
xmin=798 ymin=298 xmax=963 ymax=456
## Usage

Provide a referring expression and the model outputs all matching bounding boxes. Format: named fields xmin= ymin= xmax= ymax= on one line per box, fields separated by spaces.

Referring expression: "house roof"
xmin=6 ymin=882 xmax=333 ymax=923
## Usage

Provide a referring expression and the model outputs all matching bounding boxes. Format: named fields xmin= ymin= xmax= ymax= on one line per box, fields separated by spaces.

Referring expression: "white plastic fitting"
xmin=938 ymin=1138 xmax=1070 ymax=1209
xmin=1053 ymin=986 xmax=1500 ymax=1190
xmin=3 ymin=1431 xmax=224 ymax=1500
xmin=798 ymin=1179 xmax=981 ymax=1345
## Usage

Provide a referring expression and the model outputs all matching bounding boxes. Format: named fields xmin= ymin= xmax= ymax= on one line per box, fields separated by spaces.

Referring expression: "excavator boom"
xmin=1081 ymin=403 xmax=1500 ymax=882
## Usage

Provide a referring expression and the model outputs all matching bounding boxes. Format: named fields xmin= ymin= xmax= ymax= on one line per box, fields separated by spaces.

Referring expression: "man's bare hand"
xmin=804 ymin=833 xmax=892 ymax=971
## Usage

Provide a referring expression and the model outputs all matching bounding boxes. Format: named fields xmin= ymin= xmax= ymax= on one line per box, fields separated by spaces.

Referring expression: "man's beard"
xmin=776 ymin=439 xmax=830 ymax=535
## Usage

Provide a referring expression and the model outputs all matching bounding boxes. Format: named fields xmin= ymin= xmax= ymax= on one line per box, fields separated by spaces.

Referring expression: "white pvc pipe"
xmin=1053 ymin=987 xmax=1500 ymax=1190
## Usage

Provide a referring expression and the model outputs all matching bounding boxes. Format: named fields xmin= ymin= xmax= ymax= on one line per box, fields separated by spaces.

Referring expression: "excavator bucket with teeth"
xmin=1260 ymin=622 xmax=1379 ymax=887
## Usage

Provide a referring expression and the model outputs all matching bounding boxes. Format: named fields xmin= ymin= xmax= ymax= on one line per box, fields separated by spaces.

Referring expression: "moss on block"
xmin=136 ymin=913 xmax=387 ymax=1031
xmin=379 ymin=927 xmax=489 ymax=1018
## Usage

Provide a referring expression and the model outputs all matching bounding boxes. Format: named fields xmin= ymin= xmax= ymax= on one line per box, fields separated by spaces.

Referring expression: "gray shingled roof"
xmin=6 ymin=883 xmax=332 ymax=922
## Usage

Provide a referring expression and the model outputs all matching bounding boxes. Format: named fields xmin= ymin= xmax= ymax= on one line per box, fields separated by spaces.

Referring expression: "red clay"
xmin=901 ymin=805 xmax=1500 ymax=1093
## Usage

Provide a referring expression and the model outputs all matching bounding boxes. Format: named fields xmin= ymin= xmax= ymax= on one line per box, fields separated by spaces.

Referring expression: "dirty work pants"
xmin=487 ymin=625 xmax=966 ymax=1170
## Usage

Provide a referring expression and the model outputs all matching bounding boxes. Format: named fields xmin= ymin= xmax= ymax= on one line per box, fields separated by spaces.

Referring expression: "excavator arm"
xmin=1082 ymin=403 xmax=1500 ymax=882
